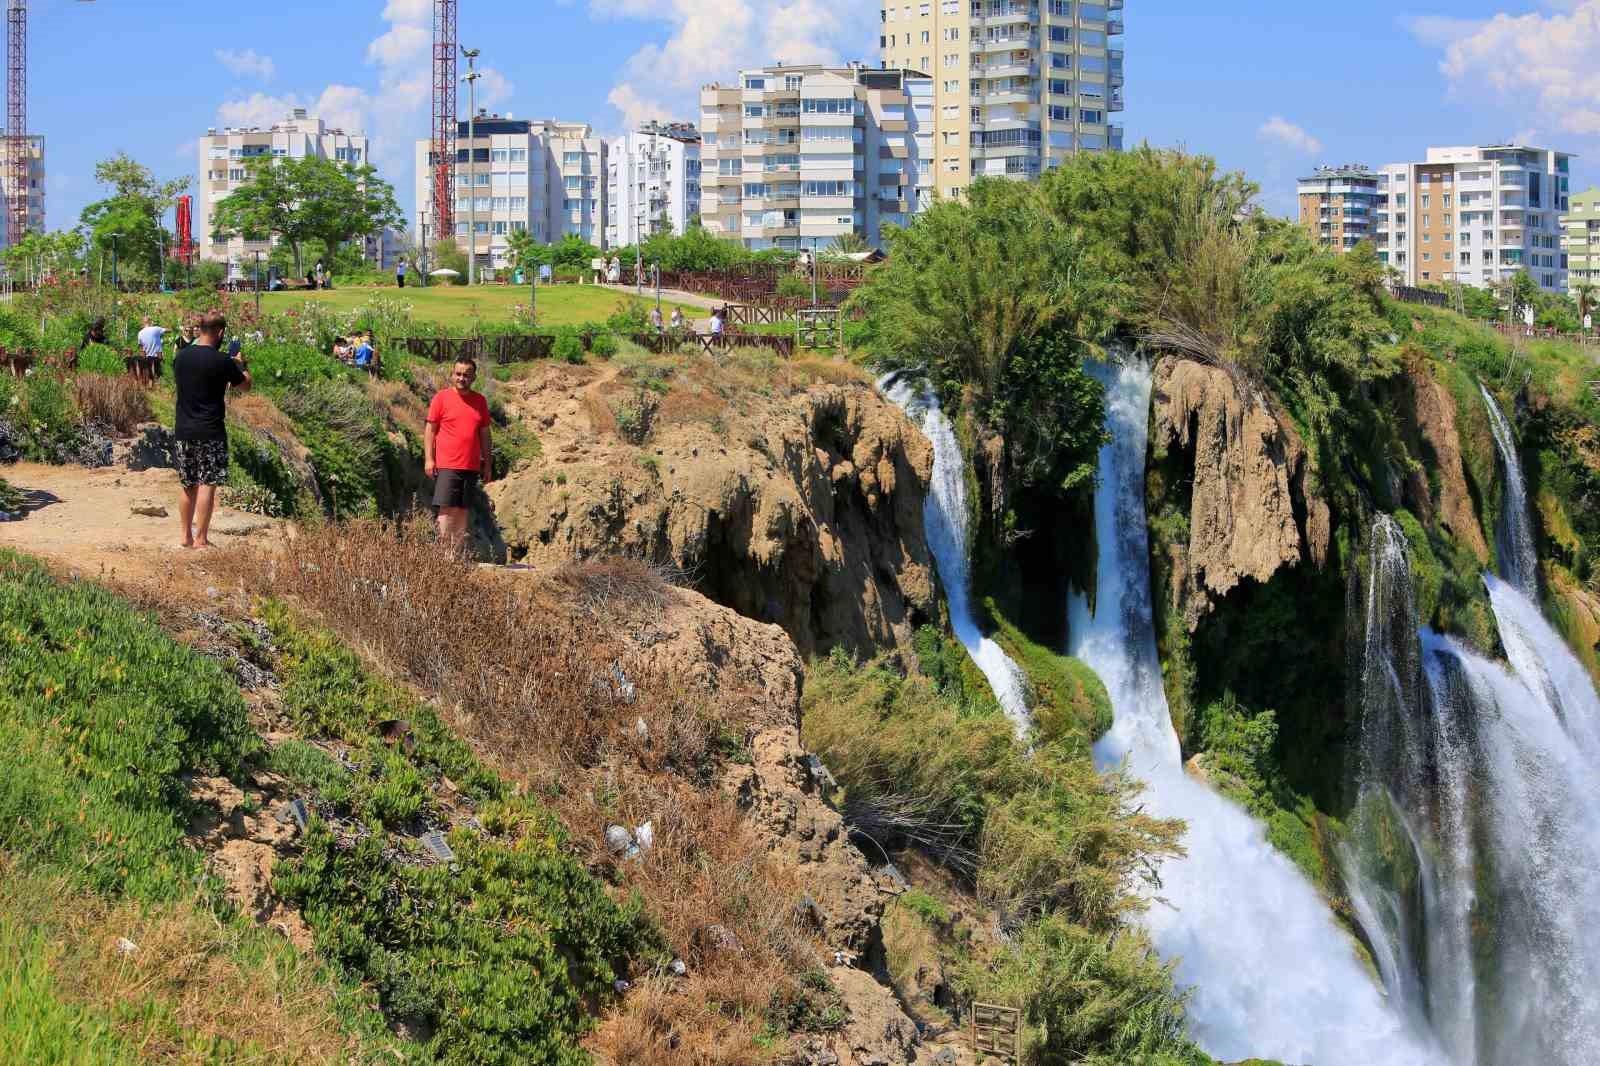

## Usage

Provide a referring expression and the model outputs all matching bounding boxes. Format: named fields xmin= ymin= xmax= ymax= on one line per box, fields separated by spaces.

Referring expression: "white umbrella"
xmin=429 ymin=268 xmax=461 ymax=278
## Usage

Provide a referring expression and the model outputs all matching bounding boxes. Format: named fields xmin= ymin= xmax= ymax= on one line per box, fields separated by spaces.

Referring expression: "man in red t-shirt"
xmin=424 ymin=359 xmax=493 ymax=551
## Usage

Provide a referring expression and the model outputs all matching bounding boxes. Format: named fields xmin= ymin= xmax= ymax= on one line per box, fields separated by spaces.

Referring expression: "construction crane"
xmin=431 ymin=0 xmax=457 ymax=255
xmin=3 ymin=1 xmax=95 ymax=249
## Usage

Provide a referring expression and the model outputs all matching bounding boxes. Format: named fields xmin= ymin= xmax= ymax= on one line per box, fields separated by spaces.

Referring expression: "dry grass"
xmin=215 ymin=521 xmax=830 ymax=1063
xmin=228 ymin=392 xmax=304 ymax=446
xmin=0 ymin=858 xmax=378 ymax=1065
xmin=72 ymin=373 xmax=151 ymax=435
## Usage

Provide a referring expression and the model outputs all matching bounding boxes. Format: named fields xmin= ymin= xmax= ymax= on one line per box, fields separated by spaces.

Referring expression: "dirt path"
xmin=0 ymin=461 xmax=284 ymax=588
xmin=592 ymin=282 xmax=721 ymax=313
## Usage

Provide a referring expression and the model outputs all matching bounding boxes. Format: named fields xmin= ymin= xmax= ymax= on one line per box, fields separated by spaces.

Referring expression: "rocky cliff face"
xmin=1149 ymin=356 xmax=1332 ymax=629
xmin=1401 ymin=365 xmax=1491 ymax=565
xmin=489 ymin=364 xmax=938 ymax=657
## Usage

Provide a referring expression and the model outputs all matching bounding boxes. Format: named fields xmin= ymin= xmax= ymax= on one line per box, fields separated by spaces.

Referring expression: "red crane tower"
xmin=431 ymin=0 xmax=457 ymax=251
xmin=5 ymin=0 xmax=29 ymax=250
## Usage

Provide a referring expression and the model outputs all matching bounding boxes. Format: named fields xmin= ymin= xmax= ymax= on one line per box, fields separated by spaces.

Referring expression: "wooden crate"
xmin=970 ymin=1002 xmax=1020 ymax=1063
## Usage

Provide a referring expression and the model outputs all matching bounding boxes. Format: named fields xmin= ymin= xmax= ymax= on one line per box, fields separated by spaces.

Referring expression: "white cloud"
xmin=1410 ymin=1 xmax=1600 ymax=137
xmin=1258 ymin=116 xmax=1323 ymax=155
xmin=215 ymin=48 xmax=276 ymax=81
xmin=585 ymin=0 xmax=876 ymax=128
xmin=216 ymin=87 xmax=372 ymax=134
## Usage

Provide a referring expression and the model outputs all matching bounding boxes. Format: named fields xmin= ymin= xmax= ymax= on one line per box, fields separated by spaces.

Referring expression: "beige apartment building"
xmin=198 ymin=109 xmax=372 ymax=274
xmin=879 ymin=0 xmax=1124 ymax=199
xmin=1297 ymin=165 xmax=1380 ymax=252
xmin=1376 ymin=143 xmax=1574 ymax=295
xmin=0 ymin=135 xmax=45 ymax=250
xmin=699 ymin=64 xmax=932 ymax=251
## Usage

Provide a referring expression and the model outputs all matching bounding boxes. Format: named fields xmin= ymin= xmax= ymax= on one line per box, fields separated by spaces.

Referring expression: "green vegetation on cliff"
xmin=803 ymin=649 xmax=1214 ymax=1063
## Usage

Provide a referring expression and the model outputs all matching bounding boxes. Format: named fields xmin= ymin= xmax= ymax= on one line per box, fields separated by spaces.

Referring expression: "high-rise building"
xmin=1376 ymin=144 xmax=1573 ymax=294
xmin=1297 ymin=165 xmax=1380 ymax=252
xmin=699 ymin=63 xmax=932 ymax=252
xmin=0 ymin=135 xmax=44 ymax=250
xmin=198 ymin=109 xmax=370 ymax=272
xmin=1561 ymin=187 xmax=1600 ymax=286
xmin=880 ymin=0 xmax=1124 ymax=199
xmin=606 ymin=122 xmax=702 ymax=249
xmin=414 ymin=115 xmax=607 ymax=275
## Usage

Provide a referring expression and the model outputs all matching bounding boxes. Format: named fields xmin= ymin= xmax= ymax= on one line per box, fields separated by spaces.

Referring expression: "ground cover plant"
xmin=261 ymin=283 xmax=702 ymax=331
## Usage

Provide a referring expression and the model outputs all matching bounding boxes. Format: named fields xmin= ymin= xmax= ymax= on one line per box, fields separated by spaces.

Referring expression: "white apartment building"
xmin=881 ymin=0 xmax=1125 ymax=199
xmin=1377 ymin=144 xmax=1574 ymax=295
xmin=606 ymin=122 xmax=702 ymax=248
xmin=0 ymin=135 xmax=45 ymax=251
xmin=699 ymin=64 xmax=934 ymax=252
xmin=413 ymin=115 xmax=607 ymax=275
xmin=198 ymin=109 xmax=371 ymax=271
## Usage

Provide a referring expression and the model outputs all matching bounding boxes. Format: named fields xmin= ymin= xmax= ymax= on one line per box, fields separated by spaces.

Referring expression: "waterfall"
xmin=882 ymin=375 xmax=1030 ymax=730
xmin=1346 ymin=520 xmax=1600 ymax=1064
xmin=1068 ymin=359 xmax=1443 ymax=1065
xmin=1479 ymin=384 xmax=1538 ymax=596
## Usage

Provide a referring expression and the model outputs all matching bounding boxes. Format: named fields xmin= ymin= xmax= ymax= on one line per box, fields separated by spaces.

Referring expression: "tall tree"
xmin=77 ymin=153 xmax=190 ymax=285
xmin=210 ymin=156 xmax=404 ymax=276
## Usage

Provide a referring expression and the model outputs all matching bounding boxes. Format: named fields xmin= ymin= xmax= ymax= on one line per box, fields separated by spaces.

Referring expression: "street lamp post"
xmin=462 ymin=48 xmax=482 ymax=286
xmin=420 ymin=221 xmax=430 ymax=288
xmin=108 ymin=232 xmax=120 ymax=291
xmin=254 ymin=251 xmax=263 ymax=316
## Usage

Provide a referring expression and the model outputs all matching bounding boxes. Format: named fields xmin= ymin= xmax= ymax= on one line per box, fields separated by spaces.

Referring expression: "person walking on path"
xmin=397 ymin=257 xmax=408 ymax=288
xmin=172 ymin=312 xmax=250 ymax=549
xmin=424 ymin=358 xmax=492 ymax=554
xmin=669 ymin=307 xmax=684 ymax=333
xmin=136 ymin=316 xmax=166 ymax=384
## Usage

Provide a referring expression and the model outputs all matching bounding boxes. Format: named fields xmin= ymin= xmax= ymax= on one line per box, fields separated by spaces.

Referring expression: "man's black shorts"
xmin=432 ymin=468 xmax=479 ymax=509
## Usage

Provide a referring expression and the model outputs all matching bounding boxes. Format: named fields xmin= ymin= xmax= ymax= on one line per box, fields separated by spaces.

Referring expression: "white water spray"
xmin=1068 ymin=359 xmax=1443 ymax=1065
xmin=882 ymin=375 xmax=1030 ymax=730
xmin=1479 ymin=384 xmax=1538 ymax=596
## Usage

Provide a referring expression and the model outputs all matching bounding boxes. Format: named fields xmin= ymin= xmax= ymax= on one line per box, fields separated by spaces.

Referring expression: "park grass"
xmin=262 ymin=283 xmax=703 ymax=330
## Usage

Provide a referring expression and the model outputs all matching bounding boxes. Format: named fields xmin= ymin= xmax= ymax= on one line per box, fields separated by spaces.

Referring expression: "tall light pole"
xmin=108 ymin=231 xmax=119 ymax=290
xmin=461 ymin=47 xmax=480 ymax=286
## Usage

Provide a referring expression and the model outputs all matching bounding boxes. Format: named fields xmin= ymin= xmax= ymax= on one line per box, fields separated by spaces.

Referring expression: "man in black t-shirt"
xmin=172 ymin=311 xmax=251 ymax=549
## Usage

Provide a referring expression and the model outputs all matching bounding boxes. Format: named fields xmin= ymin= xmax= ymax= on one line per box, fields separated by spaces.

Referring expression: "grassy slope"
xmin=262 ymin=283 xmax=702 ymax=330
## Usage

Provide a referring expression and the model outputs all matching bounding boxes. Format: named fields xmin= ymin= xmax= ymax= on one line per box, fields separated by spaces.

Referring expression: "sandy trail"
xmin=0 ymin=460 xmax=284 ymax=589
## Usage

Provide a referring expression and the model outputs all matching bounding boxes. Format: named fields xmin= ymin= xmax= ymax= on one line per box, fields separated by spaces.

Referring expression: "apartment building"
xmin=198 ymin=109 xmax=370 ymax=270
xmin=699 ymin=63 xmax=933 ymax=252
xmin=880 ymin=0 xmax=1124 ymax=199
xmin=1376 ymin=144 xmax=1573 ymax=294
xmin=1297 ymin=165 xmax=1380 ymax=252
xmin=606 ymin=122 xmax=702 ymax=248
xmin=413 ymin=115 xmax=607 ymax=275
xmin=0 ymin=135 xmax=45 ymax=250
xmin=1561 ymin=187 xmax=1600 ymax=284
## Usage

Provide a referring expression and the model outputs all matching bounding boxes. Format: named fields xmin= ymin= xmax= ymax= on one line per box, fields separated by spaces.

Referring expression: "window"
xmin=491 ymin=197 xmax=508 ymax=211
xmin=1421 ymin=195 xmax=1430 ymax=209
xmin=510 ymin=196 xmax=527 ymax=211
xmin=493 ymin=221 xmax=508 ymax=235
xmin=228 ymin=168 xmax=245 ymax=181
xmin=1049 ymin=78 xmax=1068 ymax=96
xmin=475 ymin=172 xmax=491 ymax=187
xmin=490 ymin=149 xmax=509 ymax=163
xmin=1079 ymin=109 xmax=1103 ymax=124
xmin=565 ymin=176 xmax=582 ymax=191
xmin=509 ymin=148 xmax=527 ymax=163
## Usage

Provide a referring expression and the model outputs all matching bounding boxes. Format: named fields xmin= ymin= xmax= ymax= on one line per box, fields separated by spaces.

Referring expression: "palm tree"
xmin=828 ymin=232 xmax=872 ymax=256
xmin=1575 ymin=280 xmax=1596 ymax=331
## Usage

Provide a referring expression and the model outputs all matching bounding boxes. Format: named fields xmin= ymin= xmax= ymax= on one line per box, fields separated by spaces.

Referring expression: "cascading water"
xmin=1479 ymin=384 xmax=1538 ymax=596
xmin=882 ymin=375 xmax=1030 ymax=730
xmin=1342 ymin=385 xmax=1600 ymax=1064
xmin=1068 ymin=358 xmax=1443 ymax=1065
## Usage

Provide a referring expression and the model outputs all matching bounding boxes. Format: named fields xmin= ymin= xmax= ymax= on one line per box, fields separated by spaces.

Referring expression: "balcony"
xmin=980 ymin=61 xmax=1039 ymax=79
xmin=982 ymin=34 xmax=1038 ymax=52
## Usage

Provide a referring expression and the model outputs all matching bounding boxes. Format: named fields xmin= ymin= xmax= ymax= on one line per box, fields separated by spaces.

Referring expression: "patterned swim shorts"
xmin=174 ymin=438 xmax=230 ymax=489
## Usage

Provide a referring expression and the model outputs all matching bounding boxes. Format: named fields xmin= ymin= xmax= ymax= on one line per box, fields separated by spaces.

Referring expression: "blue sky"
xmin=28 ymin=0 xmax=1600 ymax=231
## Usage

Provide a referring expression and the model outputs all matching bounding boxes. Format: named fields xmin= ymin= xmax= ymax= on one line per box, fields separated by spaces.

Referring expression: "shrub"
xmin=0 ymin=305 xmax=38 ymax=351
xmin=2 ymin=371 xmax=81 ymax=463
xmin=552 ymin=328 xmax=584 ymax=365
xmin=263 ymin=611 xmax=654 ymax=1064
xmin=243 ymin=340 xmax=348 ymax=390
xmin=590 ymin=332 xmax=619 ymax=359
xmin=275 ymin=379 xmax=398 ymax=517
xmin=71 ymin=373 xmax=150 ymax=435
xmin=0 ymin=552 xmax=257 ymax=898
xmin=224 ymin=424 xmax=304 ymax=518
xmin=776 ymin=274 xmax=812 ymax=301
xmin=76 ymin=343 xmax=124 ymax=376
xmin=802 ymin=649 xmax=1183 ymax=928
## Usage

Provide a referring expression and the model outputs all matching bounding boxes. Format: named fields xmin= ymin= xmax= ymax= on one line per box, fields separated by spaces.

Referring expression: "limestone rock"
xmin=824 ymin=967 xmax=923 ymax=1066
xmin=1405 ymin=366 xmax=1491 ymax=564
xmin=489 ymin=368 xmax=937 ymax=657
xmin=1151 ymin=357 xmax=1330 ymax=627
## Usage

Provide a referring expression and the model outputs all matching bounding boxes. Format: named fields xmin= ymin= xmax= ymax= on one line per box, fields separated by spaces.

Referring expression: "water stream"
xmin=1068 ymin=359 xmax=1443 ymax=1065
xmin=1342 ymin=388 xmax=1600 ymax=1064
xmin=882 ymin=375 xmax=1030 ymax=730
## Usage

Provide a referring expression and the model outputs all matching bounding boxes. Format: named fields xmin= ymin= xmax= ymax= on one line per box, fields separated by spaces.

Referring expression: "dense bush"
xmin=0 ymin=552 xmax=257 ymax=898
xmin=76 ymin=343 xmax=124 ymax=375
xmin=551 ymin=328 xmax=584 ymax=365
xmin=276 ymin=378 xmax=401 ymax=517
xmin=263 ymin=611 xmax=654 ymax=1065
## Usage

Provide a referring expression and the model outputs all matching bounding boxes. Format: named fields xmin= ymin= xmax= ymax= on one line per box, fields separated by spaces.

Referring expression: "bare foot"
xmin=180 ymin=540 xmax=195 ymax=550
xmin=193 ymin=539 xmax=215 ymax=550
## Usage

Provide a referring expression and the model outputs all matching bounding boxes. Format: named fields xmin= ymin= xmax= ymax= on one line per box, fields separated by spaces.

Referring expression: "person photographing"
xmin=172 ymin=312 xmax=251 ymax=549
xmin=424 ymin=359 xmax=492 ymax=554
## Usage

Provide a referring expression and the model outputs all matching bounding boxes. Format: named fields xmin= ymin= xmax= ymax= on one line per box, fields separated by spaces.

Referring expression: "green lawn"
xmin=261 ymin=283 xmax=703 ymax=329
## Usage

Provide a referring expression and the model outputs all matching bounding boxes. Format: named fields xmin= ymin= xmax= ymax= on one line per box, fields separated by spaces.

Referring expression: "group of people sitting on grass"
xmin=332 ymin=331 xmax=381 ymax=373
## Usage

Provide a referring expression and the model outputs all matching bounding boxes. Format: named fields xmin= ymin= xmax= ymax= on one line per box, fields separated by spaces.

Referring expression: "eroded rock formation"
xmin=1403 ymin=365 xmax=1491 ymax=564
xmin=1151 ymin=356 xmax=1332 ymax=628
xmin=490 ymin=366 xmax=937 ymax=657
